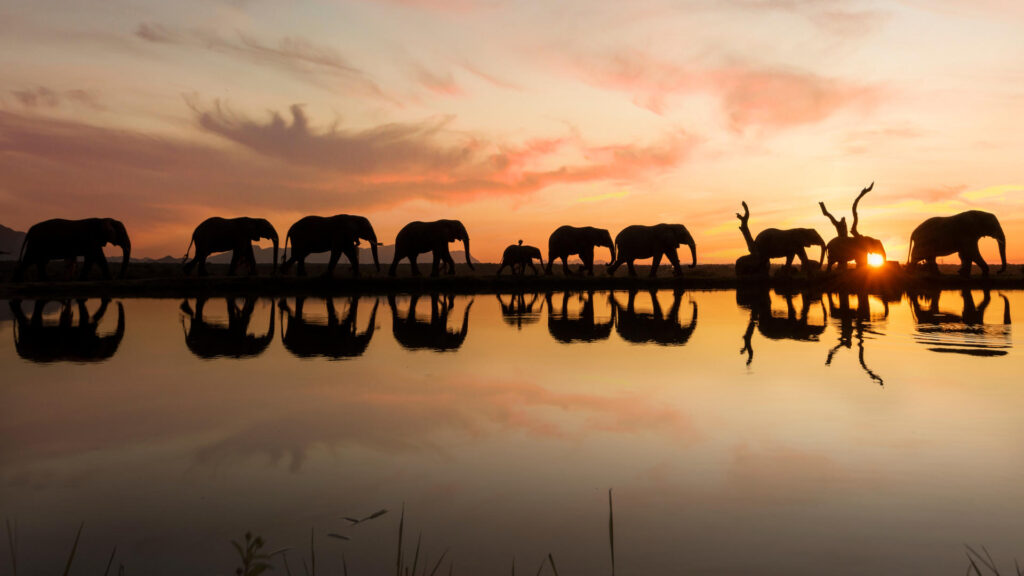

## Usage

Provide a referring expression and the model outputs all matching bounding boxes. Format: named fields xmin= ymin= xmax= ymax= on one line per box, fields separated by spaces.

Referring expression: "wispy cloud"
xmin=10 ymin=87 xmax=104 ymax=110
xmin=135 ymin=23 xmax=388 ymax=100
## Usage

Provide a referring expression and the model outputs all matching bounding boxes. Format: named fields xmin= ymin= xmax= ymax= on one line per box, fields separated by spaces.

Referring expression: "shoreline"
xmin=1 ymin=263 xmax=1023 ymax=298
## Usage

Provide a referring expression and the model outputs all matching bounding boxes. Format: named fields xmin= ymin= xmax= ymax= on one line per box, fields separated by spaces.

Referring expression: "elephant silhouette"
xmin=909 ymin=289 xmax=1011 ymax=356
xmin=824 ymin=291 xmax=886 ymax=386
xmin=281 ymin=214 xmax=380 ymax=277
xmin=496 ymin=292 xmax=544 ymax=330
xmin=182 ymin=217 xmax=279 ymax=277
xmin=610 ymin=289 xmax=697 ymax=345
xmin=388 ymin=293 xmax=473 ymax=351
xmin=10 ymin=298 xmax=125 ymax=362
xmin=180 ymin=297 xmax=274 ymax=358
xmin=496 ymin=241 xmax=544 ymax=276
xmin=738 ymin=288 xmax=826 ymax=366
xmin=545 ymin=291 xmax=614 ymax=343
xmin=13 ymin=218 xmax=131 ymax=281
xmin=279 ymin=297 xmax=379 ymax=359
xmin=545 ymin=226 xmax=615 ymax=276
xmin=907 ymin=211 xmax=1007 ymax=277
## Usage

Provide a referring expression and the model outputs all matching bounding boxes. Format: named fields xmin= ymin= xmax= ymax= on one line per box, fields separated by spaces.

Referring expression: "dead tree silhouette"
xmin=820 ymin=182 xmax=886 ymax=271
xmin=824 ymin=291 xmax=886 ymax=386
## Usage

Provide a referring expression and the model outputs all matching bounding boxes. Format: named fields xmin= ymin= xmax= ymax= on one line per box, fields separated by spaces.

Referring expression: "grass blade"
xmin=511 ymin=556 xmax=515 ymax=576
xmin=282 ymin=552 xmax=294 ymax=576
xmin=310 ymin=528 xmax=316 ymax=576
xmin=6 ymin=518 xmax=17 ymax=576
xmin=104 ymin=547 xmax=117 ymax=576
xmin=547 ymin=553 xmax=560 ymax=576
xmin=396 ymin=504 xmax=405 ymax=576
xmin=608 ymin=488 xmax=615 ymax=576
xmin=410 ymin=533 xmax=422 ymax=576
xmin=428 ymin=548 xmax=449 ymax=576
xmin=62 ymin=522 xmax=84 ymax=576
xmin=342 ymin=553 xmax=348 ymax=576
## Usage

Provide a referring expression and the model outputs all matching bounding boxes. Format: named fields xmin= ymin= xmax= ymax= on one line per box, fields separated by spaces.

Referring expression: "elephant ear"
xmin=101 ymin=220 xmax=118 ymax=244
xmin=657 ymin=227 xmax=678 ymax=246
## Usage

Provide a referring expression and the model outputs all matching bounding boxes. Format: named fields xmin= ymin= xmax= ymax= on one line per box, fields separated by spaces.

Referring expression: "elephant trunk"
xmin=118 ymin=239 xmax=131 ymax=279
xmin=991 ymin=222 xmax=1007 ymax=273
xmin=270 ymin=232 xmax=279 ymax=275
xmin=462 ymin=235 xmax=474 ymax=271
xmin=687 ymin=239 xmax=697 ymax=268
xmin=608 ymin=242 xmax=616 ymax=264
xmin=369 ymin=233 xmax=381 ymax=273
xmin=815 ymin=239 xmax=826 ymax=267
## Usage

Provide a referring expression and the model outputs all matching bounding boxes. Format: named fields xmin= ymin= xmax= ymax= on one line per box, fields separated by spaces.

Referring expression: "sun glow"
xmin=867 ymin=253 xmax=885 ymax=267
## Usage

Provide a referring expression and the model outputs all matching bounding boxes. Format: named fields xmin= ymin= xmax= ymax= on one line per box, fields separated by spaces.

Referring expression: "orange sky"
xmin=1 ymin=0 xmax=1022 ymax=263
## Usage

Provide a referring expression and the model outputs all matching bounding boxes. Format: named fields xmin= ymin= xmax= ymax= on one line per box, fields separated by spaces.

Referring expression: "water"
xmin=1 ymin=290 xmax=1021 ymax=575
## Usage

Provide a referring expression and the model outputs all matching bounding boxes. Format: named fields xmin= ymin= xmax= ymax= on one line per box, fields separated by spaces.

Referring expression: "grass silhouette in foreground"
xmin=4 ymin=498 xmax=1022 ymax=575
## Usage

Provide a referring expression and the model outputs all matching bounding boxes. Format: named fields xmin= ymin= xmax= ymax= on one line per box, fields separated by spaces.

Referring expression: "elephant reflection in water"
xmin=825 ymin=291 xmax=887 ymax=386
xmin=10 ymin=298 xmax=124 ymax=362
xmin=610 ymin=289 xmax=697 ymax=345
xmin=388 ymin=293 xmax=473 ymax=351
xmin=738 ymin=288 xmax=826 ymax=366
xmin=496 ymin=292 xmax=543 ymax=330
xmin=179 ymin=297 xmax=274 ymax=358
xmin=545 ymin=291 xmax=614 ymax=343
xmin=279 ymin=297 xmax=379 ymax=359
xmin=909 ymin=289 xmax=1011 ymax=356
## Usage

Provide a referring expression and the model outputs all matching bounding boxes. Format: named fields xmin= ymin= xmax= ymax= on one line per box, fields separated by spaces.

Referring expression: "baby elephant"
xmin=496 ymin=241 xmax=544 ymax=276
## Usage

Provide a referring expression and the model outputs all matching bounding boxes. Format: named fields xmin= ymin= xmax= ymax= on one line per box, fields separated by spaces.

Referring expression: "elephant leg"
xmin=442 ymin=251 xmax=456 ymax=275
xmin=561 ymin=256 xmax=572 ymax=276
xmin=246 ymin=245 xmax=257 ymax=276
xmin=527 ymin=261 xmax=539 ymax=275
xmin=96 ymin=251 xmax=112 ymax=280
xmin=326 ymin=249 xmax=343 ymax=278
xmin=927 ymin=259 xmax=940 ymax=275
xmin=296 ymin=255 xmax=309 ymax=277
xmin=496 ymin=261 xmax=508 ymax=275
xmin=198 ymin=254 xmax=210 ymax=277
xmin=388 ymin=257 xmax=399 ymax=277
xmin=581 ymin=248 xmax=595 ymax=276
xmin=342 ymin=245 xmax=360 ymax=277
xmin=626 ymin=260 xmax=636 ymax=277
xmin=228 ymin=250 xmax=240 ymax=276
xmin=430 ymin=252 xmax=441 ymax=277
xmin=665 ymin=250 xmax=682 ymax=276
xmin=36 ymin=258 xmax=49 ymax=281
xmin=650 ymin=253 xmax=663 ymax=277
xmin=409 ymin=255 xmax=421 ymax=276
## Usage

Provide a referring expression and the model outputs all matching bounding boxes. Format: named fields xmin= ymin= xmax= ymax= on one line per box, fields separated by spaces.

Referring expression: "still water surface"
xmin=1 ymin=290 xmax=1022 ymax=575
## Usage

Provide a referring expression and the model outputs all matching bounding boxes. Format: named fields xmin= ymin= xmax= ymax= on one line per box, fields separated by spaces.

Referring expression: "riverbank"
xmin=1 ymin=262 xmax=1022 ymax=298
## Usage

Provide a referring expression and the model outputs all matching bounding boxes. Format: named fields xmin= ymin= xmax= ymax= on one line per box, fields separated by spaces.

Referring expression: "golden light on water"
xmin=868 ymin=253 xmax=885 ymax=267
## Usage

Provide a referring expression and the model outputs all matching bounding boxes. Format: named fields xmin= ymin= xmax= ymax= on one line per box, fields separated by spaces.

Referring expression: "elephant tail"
xmin=905 ymin=235 xmax=914 ymax=266
xmin=182 ymin=235 xmax=195 ymax=264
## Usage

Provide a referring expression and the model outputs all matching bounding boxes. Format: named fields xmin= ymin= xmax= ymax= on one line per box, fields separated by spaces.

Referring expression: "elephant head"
xmin=859 ymin=235 xmax=886 ymax=261
xmin=242 ymin=217 xmax=279 ymax=274
xmin=658 ymin=224 xmax=697 ymax=268
xmin=99 ymin=218 xmax=131 ymax=278
xmin=595 ymin=228 xmax=616 ymax=263
xmin=974 ymin=212 xmax=1008 ymax=273
xmin=442 ymin=219 xmax=474 ymax=270
xmin=795 ymin=228 xmax=827 ymax=267
xmin=346 ymin=215 xmax=380 ymax=272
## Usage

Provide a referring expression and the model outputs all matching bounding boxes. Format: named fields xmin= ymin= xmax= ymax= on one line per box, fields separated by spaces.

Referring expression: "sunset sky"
xmin=2 ymin=0 xmax=1022 ymax=263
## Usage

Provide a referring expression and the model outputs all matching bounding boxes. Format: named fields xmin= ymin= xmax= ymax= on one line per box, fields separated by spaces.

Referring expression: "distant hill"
xmin=0 ymin=224 xmax=26 ymax=260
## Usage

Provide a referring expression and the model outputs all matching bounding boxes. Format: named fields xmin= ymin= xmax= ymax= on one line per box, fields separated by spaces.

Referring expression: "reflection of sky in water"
xmin=0 ymin=291 xmax=1021 ymax=575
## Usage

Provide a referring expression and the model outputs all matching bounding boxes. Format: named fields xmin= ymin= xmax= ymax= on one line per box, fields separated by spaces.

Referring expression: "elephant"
xmin=610 ymin=289 xmax=697 ymax=345
xmin=279 ymin=297 xmax=379 ymax=359
xmin=545 ymin=226 xmax=615 ymax=276
xmin=281 ymin=214 xmax=380 ymax=277
xmin=825 ymin=235 xmax=886 ymax=271
xmin=182 ymin=217 xmax=279 ymax=276
xmin=10 ymin=298 xmax=125 ymax=362
xmin=180 ymin=297 xmax=274 ymax=358
xmin=824 ymin=291 xmax=886 ymax=386
xmin=607 ymin=224 xmax=696 ymax=277
xmin=909 ymin=289 xmax=1010 ymax=356
xmin=752 ymin=228 xmax=826 ymax=273
xmin=496 ymin=292 xmax=543 ymax=329
xmin=12 ymin=218 xmax=131 ymax=281
xmin=907 ymin=210 xmax=1006 ymax=277
xmin=737 ymin=287 xmax=826 ymax=366
xmin=388 ymin=220 xmax=474 ymax=277
xmin=545 ymin=291 xmax=614 ymax=343
xmin=388 ymin=293 xmax=473 ymax=351
xmin=496 ymin=241 xmax=544 ymax=276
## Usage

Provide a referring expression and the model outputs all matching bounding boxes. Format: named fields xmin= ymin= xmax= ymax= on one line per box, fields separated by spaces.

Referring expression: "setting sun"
xmin=868 ymin=253 xmax=885 ymax=267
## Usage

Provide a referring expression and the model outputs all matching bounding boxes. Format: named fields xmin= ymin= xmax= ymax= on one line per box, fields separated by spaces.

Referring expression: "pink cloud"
xmin=576 ymin=51 xmax=878 ymax=130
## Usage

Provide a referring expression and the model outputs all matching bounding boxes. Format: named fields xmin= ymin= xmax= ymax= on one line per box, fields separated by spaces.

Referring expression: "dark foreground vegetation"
xmin=1 ymin=261 xmax=1024 ymax=299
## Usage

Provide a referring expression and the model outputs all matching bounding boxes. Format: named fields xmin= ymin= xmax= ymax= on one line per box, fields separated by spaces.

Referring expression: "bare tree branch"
xmin=819 ymin=202 xmax=848 ymax=238
xmin=850 ymin=181 xmax=874 ymax=238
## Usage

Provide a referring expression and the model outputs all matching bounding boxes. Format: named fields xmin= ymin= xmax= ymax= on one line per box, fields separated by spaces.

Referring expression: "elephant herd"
xmin=5 ymin=202 xmax=1009 ymax=281
xmin=7 ymin=290 xmax=1010 ymax=367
